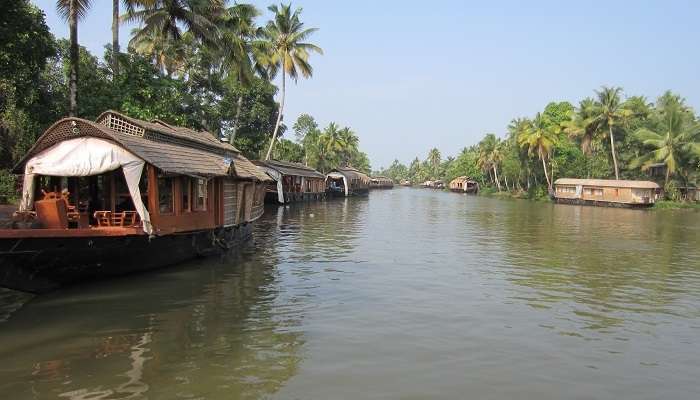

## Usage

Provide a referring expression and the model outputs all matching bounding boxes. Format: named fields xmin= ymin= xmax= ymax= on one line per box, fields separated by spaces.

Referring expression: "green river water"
xmin=1 ymin=187 xmax=699 ymax=399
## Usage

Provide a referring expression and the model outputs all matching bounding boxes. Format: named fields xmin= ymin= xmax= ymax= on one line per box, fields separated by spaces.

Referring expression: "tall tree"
xmin=562 ymin=98 xmax=598 ymax=156
xmin=112 ymin=0 xmax=120 ymax=76
xmin=427 ymin=148 xmax=441 ymax=179
xmin=631 ymin=96 xmax=700 ymax=186
xmin=56 ymin=0 xmax=93 ymax=116
xmin=518 ymin=113 xmax=558 ymax=190
xmin=262 ymin=3 xmax=323 ymax=160
xmin=591 ymin=86 xmax=630 ymax=179
xmin=217 ymin=3 xmax=260 ymax=144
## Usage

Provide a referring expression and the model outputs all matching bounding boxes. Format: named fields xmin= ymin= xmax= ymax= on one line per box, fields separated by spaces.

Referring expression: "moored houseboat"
xmin=0 ymin=111 xmax=271 ymax=293
xmin=553 ymin=178 xmax=660 ymax=207
xmin=449 ymin=176 xmax=479 ymax=194
xmin=325 ymin=167 xmax=370 ymax=197
xmin=370 ymin=176 xmax=394 ymax=189
xmin=252 ymin=160 xmax=326 ymax=203
xmin=399 ymin=179 xmax=412 ymax=187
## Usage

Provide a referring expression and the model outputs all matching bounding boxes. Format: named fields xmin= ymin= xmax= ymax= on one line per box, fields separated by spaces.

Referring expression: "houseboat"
xmin=252 ymin=160 xmax=326 ymax=204
xmin=370 ymin=176 xmax=394 ymax=189
xmin=553 ymin=178 xmax=660 ymax=207
xmin=325 ymin=167 xmax=370 ymax=197
xmin=421 ymin=180 xmax=445 ymax=189
xmin=399 ymin=179 xmax=412 ymax=187
xmin=449 ymin=176 xmax=479 ymax=194
xmin=0 ymin=111 xmax=271 ymax=293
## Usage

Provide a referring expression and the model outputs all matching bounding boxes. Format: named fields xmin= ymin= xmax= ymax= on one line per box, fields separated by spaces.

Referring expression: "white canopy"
xmin=325 ymin=172 xmax=348 ymax=196
xmin=256 ymin=165 xmax=284 ymax=203
xmin=19 ymin=137 xmax=152 ymax=235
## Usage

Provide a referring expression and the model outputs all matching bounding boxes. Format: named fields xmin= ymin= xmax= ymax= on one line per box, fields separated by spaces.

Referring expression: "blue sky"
xmin=32 ymin=0 xmax=700 ymax=169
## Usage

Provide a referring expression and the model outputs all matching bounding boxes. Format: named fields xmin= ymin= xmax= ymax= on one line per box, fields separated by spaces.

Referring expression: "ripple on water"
xmin=1 ymin=188 xmax=700 ymax=399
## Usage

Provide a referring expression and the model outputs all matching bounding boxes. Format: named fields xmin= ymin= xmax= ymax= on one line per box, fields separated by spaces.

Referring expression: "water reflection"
xmin=1 ymin=189 xmax=699 ymax=399
xmin=0 ymin=241 xmax=304 ymax=399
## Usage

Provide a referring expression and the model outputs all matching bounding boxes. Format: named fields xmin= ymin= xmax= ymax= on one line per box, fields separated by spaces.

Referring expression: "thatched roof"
xmin=253 ymin=160 xmax=325 ymax=179
xmin=14 ymin=113 xmax=270 ymax=181
xmin=554 ymin=178 xmax=660 ymax=189
xmin=450 ymin=176 xmax=477 ymax=184
xmin=329 ymin=167 xmax=370 ymax=182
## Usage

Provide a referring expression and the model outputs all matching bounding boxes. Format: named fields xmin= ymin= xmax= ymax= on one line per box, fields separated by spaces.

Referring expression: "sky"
xmin=32 ymin=0 xmax=700 ymax=169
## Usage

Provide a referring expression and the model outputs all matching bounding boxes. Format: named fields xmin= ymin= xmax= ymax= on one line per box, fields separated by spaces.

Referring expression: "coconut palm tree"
xmin=261 ymin=3 xmax=323 ymax=160
xmin=56 ymin=0 xmax=93 ymax=116
xmin=477 ymin=134 xmax=503 ymax=191
xmin=631 ymin=99 xmax=700 ymax=186
xmin=518 ymin=113 xmax=558 ymax=191
xmin=124 ymin=0 xmax=224 ymax=51
xmin=591 ymin=86 xmax=631 ymax=180
xmin=562 ymin=98 xmax=599 ymax=156
xmin=508 ymin=117 xmax=533 ymax=188
xmin=427 ymin=148 xmax=441 ymax=178
xmin=216 ymin=3 xmax=261 ymax=144
xmin=338 ymin=126 xmax=359 ymax=165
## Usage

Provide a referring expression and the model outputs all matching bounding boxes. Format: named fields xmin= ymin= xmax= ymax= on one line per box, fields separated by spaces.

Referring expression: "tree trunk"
xmin=504 ymin=174 xmax=509 ymax=191
xmin=229 ymin=95 xmax=243 ymax=144
xmin=609 ymin=124 xmax=620 ymax=180
xmin=68 ymin=0 xmax=78 ymax=116
xmin=541 ymin=154 xmax=551 ymax=191
xmin=112 ymin=0 xmax=119 ymax=77
xmin=493 ymin=165 xmax=501 ymax=191
xmin=664 ymin=164 xmax=670 ymax=188
xmin=265 ymin=71 xmax=286 ymax=160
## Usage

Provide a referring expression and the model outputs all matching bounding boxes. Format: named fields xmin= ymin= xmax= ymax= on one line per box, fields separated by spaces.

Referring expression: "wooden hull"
xmin=554 ymin=197 xmax=654 ymax=208
xmin=449 ymin=188 xmax=478 ymax=194
xmin=0 ymin=224 xmax=252 ymax=294
xmin=265 ymin=191 xmax=326 ymax=204
xmin=327 ymin=188 xmax=369 ymax=197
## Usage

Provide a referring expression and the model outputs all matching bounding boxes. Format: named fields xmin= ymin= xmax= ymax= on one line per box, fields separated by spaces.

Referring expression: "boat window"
xmin=181 ymin=177 xmax=191 ymax=212
xmin=195 ymin=179 xmax=207 ymax=211
xmin=158 ymin=176 xmax=174 ymax=214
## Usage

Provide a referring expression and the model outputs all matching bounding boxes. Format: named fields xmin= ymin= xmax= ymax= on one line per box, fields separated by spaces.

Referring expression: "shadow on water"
xmin=0 ymin=228 xmax=305 ymax=399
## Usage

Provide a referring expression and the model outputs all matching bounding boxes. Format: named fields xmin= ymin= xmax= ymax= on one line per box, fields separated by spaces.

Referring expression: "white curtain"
xmin=19 ymin=137 xmax=153 ymax=235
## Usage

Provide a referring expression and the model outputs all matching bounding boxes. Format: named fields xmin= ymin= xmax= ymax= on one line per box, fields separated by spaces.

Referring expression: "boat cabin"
xmin=326 ymin=167 xmax=370 ymax=197
xmin=252 ymin=160 xmax=326 ymax=203
xmin=553 ymin=178 xmax=660 ymax=207
xmin=5 ymin=111 xmax=270 ymax=237
xmin=370 ymin=176 xmax=394 ymax=189
xmin=449 ymin=176 xmax=479 ymax=194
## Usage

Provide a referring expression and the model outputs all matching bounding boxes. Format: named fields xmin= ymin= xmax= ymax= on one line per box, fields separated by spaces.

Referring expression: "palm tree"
xmin=124 ymin=0 xmax=224 ymax=51
xmin=338 ymin=127 xmax=359 ymax=164
xmin=216 ymin=3 xmax=261 ymax=144
xmin=427 ymin=148 xmax=441 ymax=178
xmin=591 ymin=86 xmax=630 ymax=180
xmin=562 ymin=98 xmax=598 ymax=156
xmin=56 ymin=0 xmax=93 ymax=116
xmin=518 ymin=113 xmax=558 ymax=191
xmin=477 ymin=134 xmax=502 ymax=191
xmin=261 ymin=3 xmax=323 ymax=160
xmin=508 ymin=117 xmax=533 ymax=188
xmin=631 ymin=99 xmax=700 ymax=186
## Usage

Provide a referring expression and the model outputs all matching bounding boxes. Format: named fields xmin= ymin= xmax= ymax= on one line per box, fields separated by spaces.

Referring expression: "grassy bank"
xmin=652 ymin=200 xmax=700 ymax=210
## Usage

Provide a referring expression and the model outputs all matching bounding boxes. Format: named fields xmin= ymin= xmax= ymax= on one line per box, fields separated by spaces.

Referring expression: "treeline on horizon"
xmin=0 ymin=0 xmax=370 ymax=200
xmin=379 ymin=87 xmax=700 ymax=200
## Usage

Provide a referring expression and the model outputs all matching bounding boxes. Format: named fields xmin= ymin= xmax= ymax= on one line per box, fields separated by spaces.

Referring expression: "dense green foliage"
xmin=0 ymin=1 xmax=334 ymax=200
xmin=379 ymin=88 xmax=700 ymax=201
xmin=275 ymin=114 xmax=371 ymax=174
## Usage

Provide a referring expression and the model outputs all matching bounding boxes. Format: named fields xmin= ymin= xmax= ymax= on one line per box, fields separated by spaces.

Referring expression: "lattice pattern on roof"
xmin=98 ymin=114 xmax=145 ymax=137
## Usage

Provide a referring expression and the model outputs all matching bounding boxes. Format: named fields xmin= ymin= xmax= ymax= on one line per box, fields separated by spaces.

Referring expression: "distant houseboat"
xmin=421 ymin=180 xmax=444 ymax=189
xmin=553 ymin=178 xmax=660 ymax=207
xmin=326 ymin=167 xmax=370 ymax=197
xmin=449 ymin=176 xmax=479 ymax=194
xmin=0 ymin=111 xmax=271 ymax=293
xmin=252 ymin=160 xmax=326 ymax=204
xmin=370 ymin=176 xmax=394 ymax=189
xmin=399 ymin=179 xmax=412 ymax=186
